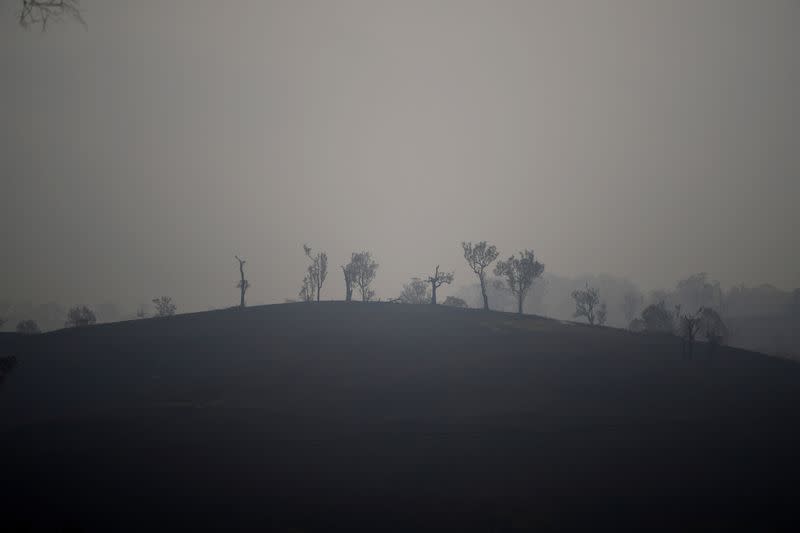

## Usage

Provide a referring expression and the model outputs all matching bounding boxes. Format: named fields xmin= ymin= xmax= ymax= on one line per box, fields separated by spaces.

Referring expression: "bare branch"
xmin=19 ymin=0 xmax=86 ymax=30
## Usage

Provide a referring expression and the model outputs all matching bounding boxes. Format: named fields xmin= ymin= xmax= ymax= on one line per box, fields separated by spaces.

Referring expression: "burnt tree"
xmin=426 ymin=265 xmax=454 ymax=305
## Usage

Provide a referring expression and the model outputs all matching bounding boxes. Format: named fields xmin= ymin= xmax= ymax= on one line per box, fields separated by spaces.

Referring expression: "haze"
xmin=2 ymin=0 xmax=798 ymax=313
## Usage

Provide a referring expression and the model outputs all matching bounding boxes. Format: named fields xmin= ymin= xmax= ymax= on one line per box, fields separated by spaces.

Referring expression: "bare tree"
xmin=426 ymin=265 xmax=454 ymax=305
xmin=399 ymin=278 xmax=430 ymax=304
xmin=135 ymin=306 xmax=147 ymax=319
xmin=18 ymin=0 xmax=85 ymax=30
xmin=235 ymin=255 xmax=250 ymax=308
xmin=571 ymin=283 xmax=601 ymax=325
xmin=462 ymin=241 xmax=499 ymax=311
xmin=349 ymin=251 xmax=378 ymax=302
xmin=152 ymin=296 xmax=176 ymax=317
xmin=678 ymin=309 xmax=704 ymax=359
xmin=493 ymin=250 xmax=544 ymax=315
xmin=299 ymin=274 xmax=315 ymax=303
xmin=303 ymin=245 xmax=328 ymax=302
xmin=341 ymin=264 xmax=355 ymax=302
xmin=65 ymin=305 xmax=96 ymax=327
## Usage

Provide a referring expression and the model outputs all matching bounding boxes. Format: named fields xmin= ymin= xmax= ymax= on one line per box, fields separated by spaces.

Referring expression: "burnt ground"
xmin=2 ymin=302 xmax=800 ymax=531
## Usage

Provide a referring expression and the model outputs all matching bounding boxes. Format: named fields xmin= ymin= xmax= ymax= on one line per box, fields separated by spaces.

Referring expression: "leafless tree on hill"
xmin=65 ymin=305 xmax=96 ymax=327
xmin=494 ymin=250 xmax=544 ymax=315
xmin=235 ymin=256 xmax=250 ymax=308
xmin=462 ymin=241 xmax=499 ymax=311
xmin=341 ymin=264 xmax=355 ymax=302
xmin=571 ymin=283 xmax=601 ymax=325
xmin=348 ymin=251 xmax=378 ymax=302
xmin=303 ymin=245 xmax=328 ymax=302
xmin=152 ymin=296 xmax=176 ymax=317
xmin=399 ymin=278 xmax=430 ymax=305
xmin=426 ymin=265 xmax=454 ymax=305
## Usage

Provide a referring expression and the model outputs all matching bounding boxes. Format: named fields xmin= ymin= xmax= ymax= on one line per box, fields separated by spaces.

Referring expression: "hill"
xmin=2 ymin=302 xmax=800 ymax=531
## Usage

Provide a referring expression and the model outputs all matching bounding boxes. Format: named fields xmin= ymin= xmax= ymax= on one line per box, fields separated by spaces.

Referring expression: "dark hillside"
xmin=2 ymin=303 xmax=800 ymax=531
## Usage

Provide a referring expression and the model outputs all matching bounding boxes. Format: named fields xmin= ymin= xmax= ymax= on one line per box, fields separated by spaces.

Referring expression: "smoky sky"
xmin=1 ymin=0 xmax=798 ymax=312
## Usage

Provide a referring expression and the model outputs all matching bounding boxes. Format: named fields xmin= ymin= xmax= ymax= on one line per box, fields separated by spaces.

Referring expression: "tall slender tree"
xmin=342 ymin=264 xmax=355 ymax=302
xmin=303 ymin=245 xmax=328 ymax=302
xmin=235 ymin=255 xmax=250 ymax=308
xmin=461 ymin=241 xmax=499 ymax=311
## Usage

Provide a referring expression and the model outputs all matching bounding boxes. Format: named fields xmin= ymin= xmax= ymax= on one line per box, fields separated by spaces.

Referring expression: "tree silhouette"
xmin=678 ymin=309 xmax=704 ymax=359
xmin=348 ymin=251 xmax=378 ymax=302
xmin=299 ymin=275 xmax=314 ymax=302
xmin=341 ymin=264 xmax=355 ymax=302
xmin=426 ymin=265 xmax=454 ymax=305
xmin=462 ymin=241 xmax=499 ymax=311
xmin=65 ymin=305 xmax=96 ymax=327
xmin=16 ymin=320 xmax=41 ymax=334
xmin=399 ymin=278 xmax=430 ymax=304
xmin=571 ymin=283 xmax=601 ymax=325
xmin=152 ymin=296 xmax=176 ymax=317
xmin=303 ymin=245 xmax=328 ymax=303
xmin=640 ymin=301 xmax=674 ymax=333
xmin=235 ymin=255 xmax=250 ymax=308
xmin=494 ymin=250 xmax=544 ymax=315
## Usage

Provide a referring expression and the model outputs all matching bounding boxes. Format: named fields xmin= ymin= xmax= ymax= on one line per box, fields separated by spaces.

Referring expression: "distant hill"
xmin=2 ymin=302 xmax=800 ymax=531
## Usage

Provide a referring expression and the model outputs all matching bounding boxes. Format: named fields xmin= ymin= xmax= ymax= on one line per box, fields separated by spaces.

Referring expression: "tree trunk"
xmin=316 ymin=285 xmax=321 ymax=303
xmin=480 ymin=276 xmax=489 ymax=310
xmin=238 ymin=259 xmax=246 ymax=308
xmin=517 ymin=294 xmax=523 ymax=315
xmin=342 ymin=267 xmax=352 ymax=302
xmin=431 ymin=284 xmax=437 ymax=305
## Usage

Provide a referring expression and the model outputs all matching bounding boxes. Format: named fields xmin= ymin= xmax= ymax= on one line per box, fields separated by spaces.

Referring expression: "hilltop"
xmin=2 ymin=302 xmax=800 ymax=531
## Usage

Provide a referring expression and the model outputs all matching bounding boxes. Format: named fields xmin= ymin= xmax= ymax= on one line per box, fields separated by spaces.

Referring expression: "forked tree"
xmin=461 ymin=241 xmax=499 ymax=311
xmin=493 ymin=250 xmax=544 ymax=315
xmin=235 ymin=255 xmax=250 ymax=308
xmin=678 ymin=309 xmax=704 ymax=359
xmin=571 ymin=283 xmax=601 ymax=325
xmin=426 ymin=265 xmax=454 ymax=305
xmin=303 ymin=245 xmax=328 ymax=302
xmin=348 ymin=251 xmax=378 ymax=302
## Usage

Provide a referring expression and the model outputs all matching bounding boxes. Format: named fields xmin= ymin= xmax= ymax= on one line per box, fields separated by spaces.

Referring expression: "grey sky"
xmin=1 ymin=0 xmax=798 ymax=312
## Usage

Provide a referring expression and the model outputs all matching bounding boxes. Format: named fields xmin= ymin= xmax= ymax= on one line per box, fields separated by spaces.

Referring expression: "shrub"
xmin=65 ymin=305 xmax=97 ymax=327
xmin=442 ymin=296 xmax=468 ymax=309
xmin=152 ymin=296 xmax=177 ymax=317
xmin=16 ymin=320 xmax=41 ymax=334
xmin=640 ymin=301 xmax=674 ymax=333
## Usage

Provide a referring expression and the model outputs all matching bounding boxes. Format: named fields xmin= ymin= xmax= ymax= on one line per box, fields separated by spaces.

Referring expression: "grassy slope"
xmin=2 ymin=302 xmax=800 ymax=531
